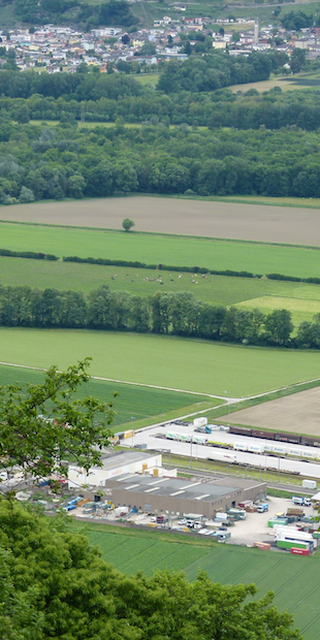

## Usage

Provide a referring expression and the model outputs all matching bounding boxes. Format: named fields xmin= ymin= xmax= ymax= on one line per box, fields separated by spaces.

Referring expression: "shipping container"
xmin=193 ymin=417 xmax=208 ymax=428
xmin=288 ymin=448 xmax=302 ymax=458
xmin=234 ymin=442 xmax=247 ymax=452
xmin=192 ymin=435 xmax=208 ymax=445
xmin=291 ymin=548 xmax=310 ymax=556
xmin=302 ymin=479 xmax=317 ymax=490
xmin=248 ymin=444 xmax=265 ymax=454
xmin=123 ymin=430 xmax=135 ymax=440
xmin=268 ymin=518 xmax=288 ymax=527
xmin=253 ymin=542 xmax=271 ymax=550
xmin=272 ymin=445 xmax=288 ymax=455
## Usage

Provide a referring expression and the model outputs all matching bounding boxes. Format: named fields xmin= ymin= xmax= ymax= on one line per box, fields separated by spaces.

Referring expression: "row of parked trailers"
xmin=229 ymin=426 xmax=320 ymax=448
xmin=156 ymin=431 xmax=320 ymax=461
xmin=155 ymin=432 xmax=238 ymax=462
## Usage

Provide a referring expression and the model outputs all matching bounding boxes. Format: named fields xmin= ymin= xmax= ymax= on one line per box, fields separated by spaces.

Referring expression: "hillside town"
xmin=0 ymin=14 xmax=319 ymax=74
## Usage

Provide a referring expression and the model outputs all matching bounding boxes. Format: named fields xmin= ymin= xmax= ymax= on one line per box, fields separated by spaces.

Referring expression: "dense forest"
xmin=0 ymin=57 xmax=320 ymax=200
xmin=1 ymin=112 xmax=320 ymax=200
xmin=2 ymin=283 xmax=320 ymax=349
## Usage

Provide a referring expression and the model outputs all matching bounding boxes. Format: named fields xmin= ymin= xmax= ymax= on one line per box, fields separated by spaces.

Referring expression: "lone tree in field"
xmin=122 ymin=218 xmax=135 ymax=232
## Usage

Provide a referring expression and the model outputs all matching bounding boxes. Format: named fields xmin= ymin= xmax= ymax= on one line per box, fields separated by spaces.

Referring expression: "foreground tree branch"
xmin=0 ymin=358 xmax=114 ymax=480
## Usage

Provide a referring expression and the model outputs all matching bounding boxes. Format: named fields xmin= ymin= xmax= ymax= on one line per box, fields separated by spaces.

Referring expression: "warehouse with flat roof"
xmin=68 ymin=450 xmax=162 ymax=488
xmin=104 ymin=473 xmax=267 ymax=519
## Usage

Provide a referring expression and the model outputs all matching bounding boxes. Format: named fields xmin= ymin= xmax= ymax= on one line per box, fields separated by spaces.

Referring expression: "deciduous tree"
xmin=0 ymin=358 xmax=114 ymax=479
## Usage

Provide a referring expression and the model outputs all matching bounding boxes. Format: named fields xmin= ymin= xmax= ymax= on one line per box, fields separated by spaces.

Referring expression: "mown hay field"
xmin=228 ymin=385 xmax=320 ymax=437
xmin=1 ymin=328 xmax=320 ymax=397
xmin=237 ymin=294 xmax=320 ymax=331
xmin=83 ymin=524 xmax=320 ymax=640
xmin=3 ymin=195 xmax=320 ymax=245
xmin=2 ymin=222 xmax=320 ymax=279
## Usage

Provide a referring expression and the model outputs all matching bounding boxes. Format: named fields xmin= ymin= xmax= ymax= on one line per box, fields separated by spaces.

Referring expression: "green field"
xmin=0 ymin=362 xmax=212 ymax=429
xmin=0 ymin=255 xmax=285 ymax=299
xmin=2 ymin=222 xmax=320 ymax=279
xmin=1 ymin=328 xmax=320 ymax=397
xmin=80 ymin=524 xmax=320 ymax=640
xmin=237 ymin=293 xmax=320 ymax=330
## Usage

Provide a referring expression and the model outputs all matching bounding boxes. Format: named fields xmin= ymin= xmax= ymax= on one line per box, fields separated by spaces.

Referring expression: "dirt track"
xmin=229 ymin=386 xmax=320 ymax=437
xmin=2 ymin=196 xmax=320 ymax=245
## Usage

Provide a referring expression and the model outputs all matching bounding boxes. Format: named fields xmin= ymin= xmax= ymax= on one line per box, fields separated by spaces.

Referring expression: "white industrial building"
xmin=68 ymin=451 xmax=162 ymax=489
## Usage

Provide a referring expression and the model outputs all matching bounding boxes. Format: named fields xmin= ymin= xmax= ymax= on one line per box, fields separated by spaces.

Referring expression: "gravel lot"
xmin=72 ymin=495 xmax=317 ymax=549
xmin=227 ymin=496 xmax=316 ymax=546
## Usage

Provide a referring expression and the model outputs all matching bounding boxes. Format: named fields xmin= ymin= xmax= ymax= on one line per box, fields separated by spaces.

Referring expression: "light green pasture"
xmin=0 ymin=328 xmax=320 ymax=396
xmin=0 ymin=255 xmax=297 ymax=302
xmin=237 ymin=295 xmax=320 ymax=329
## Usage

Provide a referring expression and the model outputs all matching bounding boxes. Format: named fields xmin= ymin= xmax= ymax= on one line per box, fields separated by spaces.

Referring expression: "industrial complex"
xmin=68 ymin=450 xmax=267 ymax=520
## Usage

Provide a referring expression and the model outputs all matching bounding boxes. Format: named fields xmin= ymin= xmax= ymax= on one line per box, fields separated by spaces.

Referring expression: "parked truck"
xmin=257 ymin=502 xmax=269 ymax=513
xmin=292 ymin=496 xmax=311 ymax=507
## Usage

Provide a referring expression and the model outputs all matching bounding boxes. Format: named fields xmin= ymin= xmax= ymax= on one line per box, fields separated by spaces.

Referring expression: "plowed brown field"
xmin=229 ymin=386 xmax=320 ymax=436
xmin=2 ymin=196 xmax=320 ymax=245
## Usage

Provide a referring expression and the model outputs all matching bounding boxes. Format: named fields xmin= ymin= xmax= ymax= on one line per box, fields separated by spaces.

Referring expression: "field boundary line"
xmin=86 ymin=375 xmax=227 ymax=400
xmin=1 ymin=361 xmax=320 ymax=404
xmin=0 ymin=361 xmax=224 ymax=400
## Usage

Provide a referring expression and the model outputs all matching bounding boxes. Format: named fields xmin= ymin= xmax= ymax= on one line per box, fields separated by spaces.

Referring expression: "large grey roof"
xmin=112 ymin=473 xmax=239 ymax=503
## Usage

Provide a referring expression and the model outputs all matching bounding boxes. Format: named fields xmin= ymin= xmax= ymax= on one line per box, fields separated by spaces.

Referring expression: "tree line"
xmin=2 ymin=283 xmax=319 ymax=349
xmin=5 ymin=82 xmax=320 ymax=132
xmin=0 ymin=53 xmax=280 ymax=101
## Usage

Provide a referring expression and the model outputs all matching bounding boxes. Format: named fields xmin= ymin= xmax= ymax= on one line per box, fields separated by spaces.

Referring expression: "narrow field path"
xmin=0 ymin=360 xmax=227 ymax=400
xmin=1 ymin=360 xmax=318 ymax=405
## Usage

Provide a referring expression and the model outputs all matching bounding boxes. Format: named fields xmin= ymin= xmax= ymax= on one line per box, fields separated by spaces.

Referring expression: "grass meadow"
xmin=80 ymin=523 xmax=319 ymax=640
xmin=2 ymin=222 xmax=320 ymax=279
xmin=1 ymin=328 xmax=320 ymax=396
xmin=2 ymin=256 xmax=320 ymax=328
xmin=0 ymin=363 xmax=210 ymax=429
